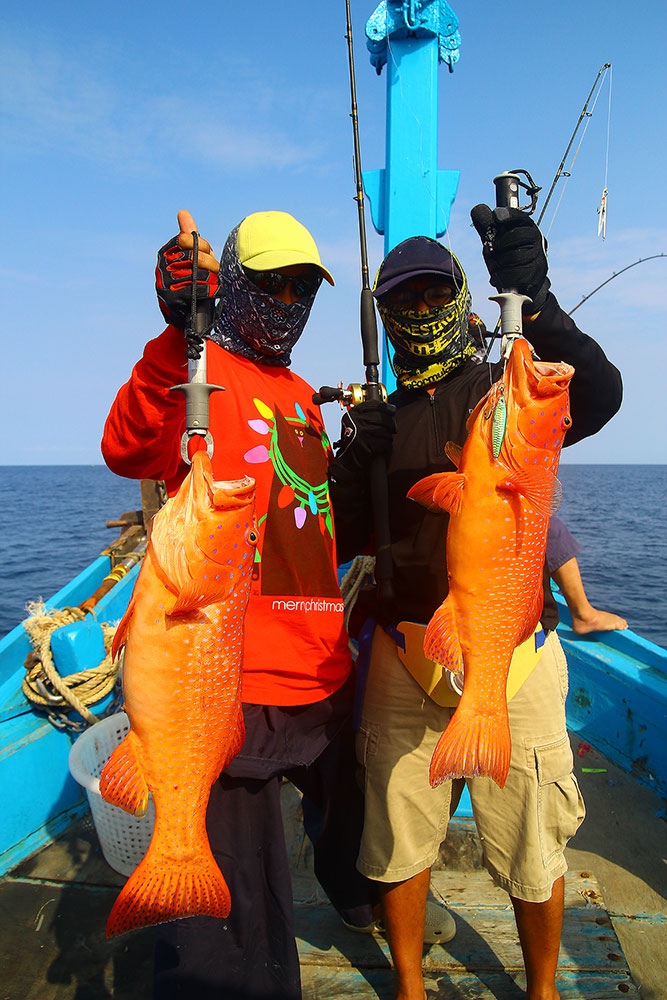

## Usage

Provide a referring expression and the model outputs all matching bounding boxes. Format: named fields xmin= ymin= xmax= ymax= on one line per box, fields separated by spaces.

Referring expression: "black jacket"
xmin=329 ymin=293 xmax=623 ymax=632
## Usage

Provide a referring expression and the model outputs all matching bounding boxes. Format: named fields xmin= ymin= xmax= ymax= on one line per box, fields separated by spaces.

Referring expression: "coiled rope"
xmin=340 ymin=555 xmax=376 ymax=643
xmin=22 ymin=601 xmax=120 ymax=731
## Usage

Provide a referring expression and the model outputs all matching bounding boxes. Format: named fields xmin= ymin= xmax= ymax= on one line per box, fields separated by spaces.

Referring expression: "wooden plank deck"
xmin=292 ymin=868 xmax=639 ymax=998
xmin=0 ymin=734 xmax=663 ymax=999
xmin=0 ymin=854 xmax=638 ymax=999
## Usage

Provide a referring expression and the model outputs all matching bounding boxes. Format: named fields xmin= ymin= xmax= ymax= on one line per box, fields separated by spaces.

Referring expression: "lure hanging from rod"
xmin=597 ymin=186 xmax=608 ymax=240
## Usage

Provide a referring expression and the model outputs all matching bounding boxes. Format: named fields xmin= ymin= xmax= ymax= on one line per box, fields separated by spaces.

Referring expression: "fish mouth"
xmin=510 ymin=339 xmax=574 ymax=401
xmin=212 ymin=476 xmax=256 ymax=511
xmin=531 ymin=358 xmax=575 ymax=386
xmin=189 ymin=450 xmax=255 ymax=510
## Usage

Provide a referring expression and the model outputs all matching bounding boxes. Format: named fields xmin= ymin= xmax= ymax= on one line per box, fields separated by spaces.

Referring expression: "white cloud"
xmin=0 ymin=36 xmax=326 ymax=174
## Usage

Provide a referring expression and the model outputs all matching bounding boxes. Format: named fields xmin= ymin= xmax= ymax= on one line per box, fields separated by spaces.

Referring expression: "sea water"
xmin=0 ymin=466 xmax=142 ymax=642
xmin=0 ymin=464 xmax=665 ymax=649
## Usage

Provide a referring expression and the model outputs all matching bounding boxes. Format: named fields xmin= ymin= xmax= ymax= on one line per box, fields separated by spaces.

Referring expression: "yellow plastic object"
xmin=395 ymin=621 xmax=545 ymax=707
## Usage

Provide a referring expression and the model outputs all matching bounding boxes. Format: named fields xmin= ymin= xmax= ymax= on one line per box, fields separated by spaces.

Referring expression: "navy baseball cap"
xmin=373 ymin=237 xmax=463 ymax=298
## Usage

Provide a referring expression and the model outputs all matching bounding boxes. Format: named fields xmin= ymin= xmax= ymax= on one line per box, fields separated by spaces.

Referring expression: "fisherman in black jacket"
xmin=328 ymin=205 xmax=622 ymax=1000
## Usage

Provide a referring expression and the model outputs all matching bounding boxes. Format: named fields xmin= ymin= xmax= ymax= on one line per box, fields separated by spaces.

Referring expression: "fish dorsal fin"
xmin=444 ymin=441 xmax=463 ymax=469
xmin=497 ymin=467 xmax=562 ymax=518
xmin=408 ymin=472 xmax=466 ymax=515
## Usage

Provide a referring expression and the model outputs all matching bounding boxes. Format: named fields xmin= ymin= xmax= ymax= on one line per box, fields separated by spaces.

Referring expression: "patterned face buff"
xmin=209 ymin=225 xmax=321 ymax=367
xmin=377 ymin=261 xmax=475 ymax=390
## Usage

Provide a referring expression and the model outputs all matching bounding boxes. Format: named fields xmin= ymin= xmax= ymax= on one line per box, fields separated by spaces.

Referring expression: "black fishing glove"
xmin=333 ymin=400 xmax=397 ymax=473
xmin=155 ymin=235 xmax=220 ymax=329
xmin=470 ymin=204 xmax=550 ymax=314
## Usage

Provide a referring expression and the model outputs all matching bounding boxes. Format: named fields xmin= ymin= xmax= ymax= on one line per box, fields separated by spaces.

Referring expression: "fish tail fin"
xmin=106 ymin=843 xmax=231 ymax=937
xmin=429 ymin=704 xmax=511 ymax=790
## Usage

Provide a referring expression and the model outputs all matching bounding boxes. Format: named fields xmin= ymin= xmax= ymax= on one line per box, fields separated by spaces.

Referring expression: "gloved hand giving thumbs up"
xmin=155 ymin=210 xmax=221 ymax=329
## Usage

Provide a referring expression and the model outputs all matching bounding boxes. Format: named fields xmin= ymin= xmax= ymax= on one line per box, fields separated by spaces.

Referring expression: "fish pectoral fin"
xmin=408 ymin=472 xmax=466 ymax=515
xmin=169 ymin=583 xmax=208 ymax=615
xmin=424 ymin=598 xmax=463 ymax=673
xmin=497 ymin=467 xmax=562 ymax=518
xmin=444 ymin=441 xmax=463 ymax=469
xmin=111 ymin=598 xmax=136 ymax=660
xmin=99 ymin=730 xmax=150 ymax=816
xmin=517 ymin=587 xmax=544 ymax=646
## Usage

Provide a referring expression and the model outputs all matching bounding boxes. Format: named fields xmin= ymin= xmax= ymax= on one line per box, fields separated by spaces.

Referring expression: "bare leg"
xmin=552 ymin=558 xmax=628 ymax=635
xmin=510 ymin=875 xmax=564 ymax=1000
xmin=379 ymin=867 xmax=430 ymax=1000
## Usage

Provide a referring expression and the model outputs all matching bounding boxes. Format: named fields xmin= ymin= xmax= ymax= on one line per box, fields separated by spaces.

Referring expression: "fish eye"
xmin=246 ymin=528 xmax=258 ymax=546
xmin=561 ymin=415 xmax=572 ymax=429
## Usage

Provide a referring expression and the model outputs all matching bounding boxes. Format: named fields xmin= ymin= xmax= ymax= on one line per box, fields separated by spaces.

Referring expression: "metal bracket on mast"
xmin=366 ymin=0 xmax=461 ymax=72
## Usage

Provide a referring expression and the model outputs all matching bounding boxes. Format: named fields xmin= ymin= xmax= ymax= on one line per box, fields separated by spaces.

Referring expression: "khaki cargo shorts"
xmin=356 ymin=627 xmax=585 ymax=902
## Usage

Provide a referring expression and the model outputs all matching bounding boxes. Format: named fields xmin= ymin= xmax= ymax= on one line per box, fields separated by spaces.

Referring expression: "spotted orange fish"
xmin=99 ymin=450 xmax=256 ymax=936
xmin=408 ymin=337 xmax=573 ymax=789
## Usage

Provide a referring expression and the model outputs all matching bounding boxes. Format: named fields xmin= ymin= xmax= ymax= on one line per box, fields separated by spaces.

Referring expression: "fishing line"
xmin=595 ymin=64 xmax=613 ymax=239
xmin=603 ymin=64 xmax=612 ymax=192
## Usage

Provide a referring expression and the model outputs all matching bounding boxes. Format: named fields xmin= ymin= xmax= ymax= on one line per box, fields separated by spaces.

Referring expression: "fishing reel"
xmin=313 ymin=381 xmax=388 ymax=409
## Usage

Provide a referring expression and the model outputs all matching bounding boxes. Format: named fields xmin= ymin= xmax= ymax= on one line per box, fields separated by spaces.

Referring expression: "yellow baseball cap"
xmin=237 ymin=211 xmax=334 ymax=285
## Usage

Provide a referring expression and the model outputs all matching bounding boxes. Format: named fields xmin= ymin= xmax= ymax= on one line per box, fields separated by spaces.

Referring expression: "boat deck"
xmin=1 ymin=735 xmax=664 ymax=999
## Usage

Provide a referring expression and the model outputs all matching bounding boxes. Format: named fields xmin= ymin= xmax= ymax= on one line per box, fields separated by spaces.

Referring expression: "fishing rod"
xmin=568 ymin=254 xmax=666 ymax=315
xmin=170 ymin=231 xmax=224 ymax=463
xmin=537 ymin=62 xmax=611 ymax=229
xmin=314 ymin=0 xmax=394 ymax=604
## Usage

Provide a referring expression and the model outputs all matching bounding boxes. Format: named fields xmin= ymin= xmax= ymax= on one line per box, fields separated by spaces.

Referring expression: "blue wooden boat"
xmin=0 ymin=510 xmax=664 ymax=997
xmin=1 ymin=3 xmax=665 ymax=995
xmin=0 ymin=530 xmax=144 ymax=877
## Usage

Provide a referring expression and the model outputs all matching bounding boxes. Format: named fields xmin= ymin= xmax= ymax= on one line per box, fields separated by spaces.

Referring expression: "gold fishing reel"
xmin=313 ymin=381 xmax=388 ymax=409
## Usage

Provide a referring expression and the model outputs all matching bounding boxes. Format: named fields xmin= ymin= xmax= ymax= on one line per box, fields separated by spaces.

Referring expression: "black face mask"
xmin=377 ymin=288 xmax=475 ymax=389
xmin=209 ymin=226 xmax=320 ymax=367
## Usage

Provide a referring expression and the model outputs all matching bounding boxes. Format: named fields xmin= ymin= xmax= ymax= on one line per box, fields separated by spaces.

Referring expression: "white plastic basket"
xmin=68 ymin=711 xmax=155 ymax=876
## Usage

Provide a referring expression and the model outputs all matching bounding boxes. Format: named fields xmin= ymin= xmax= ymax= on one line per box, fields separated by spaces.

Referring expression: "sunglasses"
xmin=384 ymin=283 xmax=455 ymax=309
xmin=243 ymin=267 xmax=321 ymax=300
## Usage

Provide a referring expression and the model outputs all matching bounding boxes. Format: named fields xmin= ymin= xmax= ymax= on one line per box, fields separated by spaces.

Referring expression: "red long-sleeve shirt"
xmin=102 ymin=326 xmax=352 ymax=706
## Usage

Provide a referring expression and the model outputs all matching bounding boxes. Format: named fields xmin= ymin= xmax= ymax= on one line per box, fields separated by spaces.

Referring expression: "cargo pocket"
xmin=535 ymin=736 xmax=586 ymax=873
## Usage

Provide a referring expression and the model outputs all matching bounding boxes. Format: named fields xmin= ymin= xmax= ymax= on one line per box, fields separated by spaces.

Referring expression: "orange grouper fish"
xmin=99 ymin=449 xmax=257 ymax=937
xmin=407 ymin=337 xmax=574 ymax=789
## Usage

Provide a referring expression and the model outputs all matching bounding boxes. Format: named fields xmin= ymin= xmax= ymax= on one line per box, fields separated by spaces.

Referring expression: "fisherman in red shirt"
xmin=103 ymin=209 xmax=387 ymax=999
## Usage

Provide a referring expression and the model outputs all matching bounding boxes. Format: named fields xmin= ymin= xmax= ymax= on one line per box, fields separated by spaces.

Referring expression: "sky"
xmin=1 ymin=0 xmax=666 ymax=466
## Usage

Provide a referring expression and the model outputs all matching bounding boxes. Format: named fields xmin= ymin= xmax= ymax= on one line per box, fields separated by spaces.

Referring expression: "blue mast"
xmin=362 ymin=0 xmax=462 ymax=390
